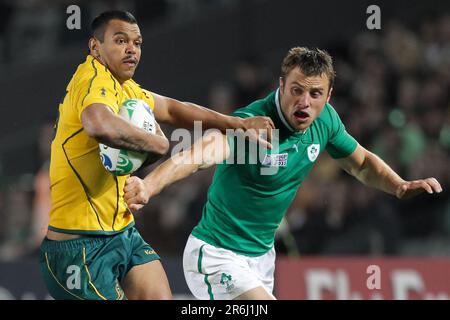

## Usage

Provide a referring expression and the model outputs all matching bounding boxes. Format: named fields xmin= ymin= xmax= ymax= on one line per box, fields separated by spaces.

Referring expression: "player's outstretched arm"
xmin=82 ymin=103 xmax=169 ymax=157
xmin=124 ymin=131 xmax=229 ymax=212
xmin=337 ymin=144 xmax=443 ymax=199
xmin=152 ymin=93 xmax=274 ymax=148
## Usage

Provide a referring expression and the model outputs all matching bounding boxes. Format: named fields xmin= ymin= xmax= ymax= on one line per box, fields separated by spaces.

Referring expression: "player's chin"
xmin=122 ymin=64 xmax=137 ymax=74
xmin=120 ymin=69 xmax=135 ymax=81
xmin=292 ymin=120 xmax=311 ymax=131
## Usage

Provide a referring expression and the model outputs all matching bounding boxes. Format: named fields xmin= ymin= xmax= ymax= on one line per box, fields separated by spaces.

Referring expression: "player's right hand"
xmin=124 ymin=176 xmax=151 ymax=212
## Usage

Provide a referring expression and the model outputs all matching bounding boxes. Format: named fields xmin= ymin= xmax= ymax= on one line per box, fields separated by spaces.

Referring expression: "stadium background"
xmin=0 ymin=0 xmax=448 ymax=299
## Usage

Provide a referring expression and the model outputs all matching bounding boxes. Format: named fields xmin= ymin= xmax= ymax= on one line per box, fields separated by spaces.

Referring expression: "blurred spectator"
xmin=25 ymin=123 xmax=54 ymax=254
xmin=0 ymin=123 xmax=53 ymax=261
xmin=26 ymin=161 xmax=50 ymax=254
xmin=207 ymin=82 xmax=236 ymax=115
xmin=233 ymin=56 xmax=271 ymax=107
xmin=382 ymin=21 xmax=422 ymax=74
xmin=7 ymin=0 xmax=60 ymax=65
xmin=0 ymin=176 xmax=34 ymax=261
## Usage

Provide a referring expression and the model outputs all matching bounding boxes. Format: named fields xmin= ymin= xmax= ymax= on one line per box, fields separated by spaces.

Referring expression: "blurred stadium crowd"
xmin=0 ymin=0 xmax=448 ymax=262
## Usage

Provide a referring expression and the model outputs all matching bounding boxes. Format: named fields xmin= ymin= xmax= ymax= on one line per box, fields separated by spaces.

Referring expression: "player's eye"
xmin=116 ymin=38 xmax=126 ymax=44
xmin=291 ymin=87 xmax=302 ymax=96
xmin=135 ymin=41 xmax=142 ymax=47
xmin=311 ymin=91 xmax=322 ymax=98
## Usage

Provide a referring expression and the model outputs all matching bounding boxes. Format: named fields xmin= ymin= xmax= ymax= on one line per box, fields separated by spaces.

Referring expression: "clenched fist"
xmin=123 ymin=176 xmax=152 ymax=212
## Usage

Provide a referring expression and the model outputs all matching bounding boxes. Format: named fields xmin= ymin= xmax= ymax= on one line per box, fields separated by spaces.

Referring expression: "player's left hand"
xmin=241 ymin=116 xmax=275 ymax=149
xmin=396 ymin=177 xmax=442 ymax=199
xmin=123 ymin=176 xmax=152 ymax=212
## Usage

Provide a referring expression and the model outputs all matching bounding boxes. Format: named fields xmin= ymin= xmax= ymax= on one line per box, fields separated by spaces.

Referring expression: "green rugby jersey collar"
xmin=274 ymin=88 xmax=307 ymax=136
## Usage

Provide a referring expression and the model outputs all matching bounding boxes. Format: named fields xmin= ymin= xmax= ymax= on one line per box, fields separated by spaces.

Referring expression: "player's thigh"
xmin=183 ymin=235 xmax=263 ymax=300
xmin=121 ymin=260 xmax=172 ymax=300
xmin=247 ymin=246 xmax=276 ymax=294
xmin=121 ymin=227 xmax=172 ymax=300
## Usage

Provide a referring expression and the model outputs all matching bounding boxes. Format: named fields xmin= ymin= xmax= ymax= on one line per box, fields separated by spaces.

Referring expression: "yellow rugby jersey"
xmin=49 ymin=55 xmax=155 ymax=235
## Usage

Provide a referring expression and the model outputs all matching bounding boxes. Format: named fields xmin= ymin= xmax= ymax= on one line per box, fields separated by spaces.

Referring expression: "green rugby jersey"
xmin=192 ymin=89 xmax=358 ymax=256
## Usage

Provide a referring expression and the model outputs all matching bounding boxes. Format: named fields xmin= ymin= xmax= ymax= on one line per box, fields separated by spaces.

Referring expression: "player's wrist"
xmin=395 ymin=180 xmax=408 ymax=199
xmin=229 ymin=116 xmax=246 ymax=131
xmin=143 ymin=178 xmax=158 ymax=199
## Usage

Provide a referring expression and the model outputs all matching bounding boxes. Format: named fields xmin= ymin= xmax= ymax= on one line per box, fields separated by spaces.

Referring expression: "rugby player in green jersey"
xmin=124 ymin=47 xmax=442 ymax=300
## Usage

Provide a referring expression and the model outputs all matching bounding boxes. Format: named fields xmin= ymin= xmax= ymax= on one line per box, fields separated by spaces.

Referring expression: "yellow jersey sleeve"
xmin=77 ymin=58 xmax=122 ymax=120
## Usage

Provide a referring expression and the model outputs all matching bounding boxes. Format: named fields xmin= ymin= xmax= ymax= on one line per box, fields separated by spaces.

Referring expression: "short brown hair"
xmin=281 ymin=47 xmax=335 ymax=89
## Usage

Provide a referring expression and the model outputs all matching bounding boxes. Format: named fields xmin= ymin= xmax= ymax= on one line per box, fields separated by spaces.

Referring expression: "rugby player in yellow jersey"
xmin=39 ymin=10 xmax=274 ymax=300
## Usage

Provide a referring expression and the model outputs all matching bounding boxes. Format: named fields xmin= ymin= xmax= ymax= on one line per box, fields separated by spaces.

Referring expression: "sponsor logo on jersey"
xmin=307 ymin=144 xmax=320 ymax=162
xmin=261 ymin=153 xmax=288 ymax=167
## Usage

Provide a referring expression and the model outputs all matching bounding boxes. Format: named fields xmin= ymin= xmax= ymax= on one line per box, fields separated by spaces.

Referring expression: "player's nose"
xmin=296 ymin=92 xmax=311 ymax=108
xmin=125 ymin=42 xmax=136 ymax=55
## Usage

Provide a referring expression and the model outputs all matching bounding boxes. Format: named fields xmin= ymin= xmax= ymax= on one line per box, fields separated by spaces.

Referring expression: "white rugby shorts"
xmin=183 ymin=234 xmax=275 ymax=300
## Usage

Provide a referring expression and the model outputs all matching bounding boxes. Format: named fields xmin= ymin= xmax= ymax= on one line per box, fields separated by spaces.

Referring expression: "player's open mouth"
xmin=293 ymin=110 xmax=310 ymax=122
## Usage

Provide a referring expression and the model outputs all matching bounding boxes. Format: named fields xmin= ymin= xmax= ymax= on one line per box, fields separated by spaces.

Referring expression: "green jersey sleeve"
xmin=324 ymin=103 xmax=358 ymax=159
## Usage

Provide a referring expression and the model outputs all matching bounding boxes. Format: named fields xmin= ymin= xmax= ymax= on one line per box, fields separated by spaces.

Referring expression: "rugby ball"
xmin=99 ymin=99 xmax=156 ymax=176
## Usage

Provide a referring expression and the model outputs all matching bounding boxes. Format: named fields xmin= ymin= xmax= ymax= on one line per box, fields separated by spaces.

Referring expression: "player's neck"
xmin=90 ymin=54 xmax=127 ymax=86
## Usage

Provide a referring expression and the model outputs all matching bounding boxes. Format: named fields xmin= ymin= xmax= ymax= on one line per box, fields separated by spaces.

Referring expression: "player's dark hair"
xmin=281 ymin=47 xmax=335 ymax=90
xmin=91 ymin=10 xmax=137 ymax=42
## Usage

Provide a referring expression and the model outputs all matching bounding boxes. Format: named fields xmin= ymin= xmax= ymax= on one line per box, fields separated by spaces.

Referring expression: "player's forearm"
xmin=355 ymin=151 xmax=405 ymax=196
xmin=82 ymin=103 xmax=170 ymax=155
xmin=167 ymin=100 xmax=244 ymax=132
xmin=143 ymin=152 xmax=200 ymax=198
xmin=142 ymin=132 xmax=227 ymax=197
xmin=94 ymin=116 xmax=169 ymax=156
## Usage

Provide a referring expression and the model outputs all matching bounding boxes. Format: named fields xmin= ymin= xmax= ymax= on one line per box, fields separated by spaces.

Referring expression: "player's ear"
xmin=279 ymin=77 xmax=284 ymax=91
xmin=88 ymin=37 xmax=100 ymax=58
xmin=326 ymin=87 xmax=333 ymax=103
